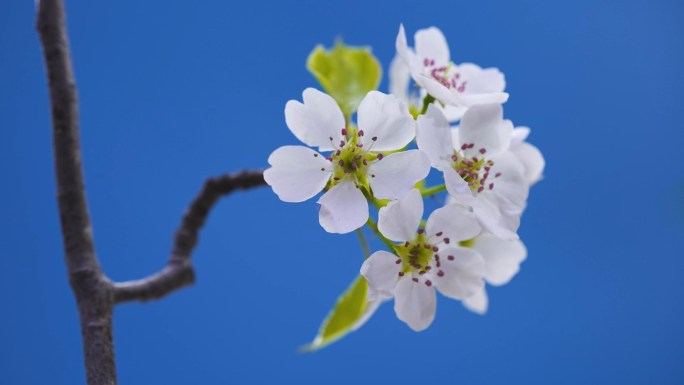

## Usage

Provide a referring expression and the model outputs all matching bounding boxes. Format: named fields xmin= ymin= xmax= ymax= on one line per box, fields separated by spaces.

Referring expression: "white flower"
xmin=360 ymin=189 xmax=485 ymax=331
xmin=416 ymin=103 xmax=529 ymax=240
xmin=461 ymin=234 xmax=527 ymax=314
xmin=511 ymin=126 xmax=546 ymax=185
xmin=264 ymin=88 xmax=431 ymax=234
xmin=395 ymin=24 xmax=508 ymax=119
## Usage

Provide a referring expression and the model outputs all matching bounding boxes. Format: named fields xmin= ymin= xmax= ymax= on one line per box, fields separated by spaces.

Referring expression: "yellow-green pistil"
xmin=451 ymin=143 xmax=501 ymax=194
xmin=326 ymin=128 xmax=383 ymax=191
xmin=391 ymin=228 xmax=453 ymax=287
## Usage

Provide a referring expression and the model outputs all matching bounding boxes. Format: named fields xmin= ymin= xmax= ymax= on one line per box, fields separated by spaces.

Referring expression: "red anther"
xmin=377 ymin=154 xmax=384 ymax=160
xmin=477 ymin=186 xmax=484 ymax=193
xmin=339 ymin=141 xmax=345 ymax=147
xmin=358 ymin=130 xmax=365 ymax=137
xmin=447 ymin=255 xmax=455 ymax=261
xmin=417 ymin=229 xmax=424 ymax=234
xmin=372 ymin=136 xmax=377 ymax=141
xmin=479 ymin=148 xmax=487 ymax=154
xmin=425 ymin=280 xmax=433 ymax=287
xmin=437 ymin=270 xmax=444 ymax=277
xmin=341 ymin=128 xmax=347 ymax=136
xmin=412 ymin=278 xmax=419 ymax=283
xmin=395 ymin=259 xmax=402 ymax=265
xmin=435 ymin=231 xmax=443 ymax=236
xmin=489 ymin=183 xmax=494 ymax=190
xmin=398 ymin=272 xmax=405 ymax=277
xmin=443 ymin=238 xmax=450 ymax=244
xmin=495 ymin=172 xmax=502 ymax=178
xmin=338 ymin=160 xmax=344 ymax=166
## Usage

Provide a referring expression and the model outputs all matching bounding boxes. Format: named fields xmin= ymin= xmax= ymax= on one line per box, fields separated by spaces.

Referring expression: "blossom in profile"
xmin=417 ymin=103 xmax=529 ymax=239
xmin=360 ymin=189 xmax=485 ymax=331
xmin=264 ymin=88 xmax=430 ymax=234
xmin=395 ymin=24 xmax=508 ymax=120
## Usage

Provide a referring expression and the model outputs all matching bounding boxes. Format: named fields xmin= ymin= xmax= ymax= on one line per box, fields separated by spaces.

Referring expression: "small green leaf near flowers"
xmin=306 ymin=40 xmax=382 ymax=119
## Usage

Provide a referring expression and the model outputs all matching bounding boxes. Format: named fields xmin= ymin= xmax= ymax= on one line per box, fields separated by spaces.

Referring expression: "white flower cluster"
xmin=265 ymin=25 xmax=545 ymax=332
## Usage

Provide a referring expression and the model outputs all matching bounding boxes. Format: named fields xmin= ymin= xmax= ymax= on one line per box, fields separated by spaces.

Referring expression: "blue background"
xmin=2 ymin=0 xmax=683 ymax=383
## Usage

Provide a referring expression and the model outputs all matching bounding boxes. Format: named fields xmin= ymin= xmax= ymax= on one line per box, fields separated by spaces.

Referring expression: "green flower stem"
xmin=365 ymin=217 xmax=396 ymax=251
xmin=420 ymin=94 xmax=436 ymax=115
xmin=420 ymin=184 xmax=446 ymax=197
xmin=355 ymin=228 xmax=371 ymax=259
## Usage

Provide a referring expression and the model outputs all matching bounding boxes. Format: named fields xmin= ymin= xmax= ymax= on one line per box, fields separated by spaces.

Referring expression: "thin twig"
xmin=113 ymin=171 xmax=266 ymax=303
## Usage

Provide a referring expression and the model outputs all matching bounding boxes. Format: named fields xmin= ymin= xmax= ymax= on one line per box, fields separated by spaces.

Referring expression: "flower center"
xmin=451 ymin=143 xmax=501 ymax=194
xmin=327 ymin=128 xmax=382 ymax=190
xmin=392 ymin=228 xmax=453 ymax=287
xmin=423 ymin=57 xmax=467 ymax=93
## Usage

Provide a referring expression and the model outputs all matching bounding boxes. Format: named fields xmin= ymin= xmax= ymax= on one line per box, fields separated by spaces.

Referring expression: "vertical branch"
xmin=36 ymin=0 xmax=117 ymax=384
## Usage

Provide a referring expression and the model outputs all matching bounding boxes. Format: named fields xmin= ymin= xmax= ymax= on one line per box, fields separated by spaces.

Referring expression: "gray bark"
xmin=36 ymin=1 xmax=266 ymax=383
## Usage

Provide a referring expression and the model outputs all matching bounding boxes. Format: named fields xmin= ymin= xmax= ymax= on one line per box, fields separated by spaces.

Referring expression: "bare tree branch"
xmin=37 ymin=1 xmax=268 ymax=383
xmin=36 ymin=0 xmax=117 ymax=383
xmin=113 ymin=171 xmax=266 ymax=304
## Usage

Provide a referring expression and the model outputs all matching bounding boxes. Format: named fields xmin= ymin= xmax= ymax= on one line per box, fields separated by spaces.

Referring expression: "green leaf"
xmin=301 ymin=275 xmax=378 ymax=352
xmin=306 ymin=40 xmax=382 ymax=118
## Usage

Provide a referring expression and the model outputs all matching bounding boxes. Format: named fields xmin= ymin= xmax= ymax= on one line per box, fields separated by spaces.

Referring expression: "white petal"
xmin=470 ymin=198 xmax=517 ymax=240
xmin=389 ymin=54 xmax=411 ymax=103
xmin=472 ymin=234 xmax=527 ymax=286
xmin=458 ymin=104 xmax=512 ymax=157
xmin=394 ymin=276 xmax=436 ymax=331
xmin=462 ymin=287 xmax=489 ymax=315
xmin=317 ymin=180 xmax=368 ymax=234
xmin=413 ymin=72 xmax=461 ymax=106
xmin=414 ymin=27 xmax=450 ymax=66
xmin=488 ymin=151 xmax=529 ymax=209
xmin=285 ymin=88 xmax=345 ymax=152
xmin=368 ymin=150 xmax=430 ymax=200
xmin=396 ymin=24 xmax=421 ymax=71
xmin=441 ymin=104 xmax=468 ymax=122
xmin=361 ymin=251 xmax=402 ymax=301
xmin=264 ymin=146 xmax=332 ymax=202
xmin=426 ymin=203 xmax=481 ymax=243
xmin=513 ymin=142 xmax=545 ymax=185
xmin=456 ymin=63 xmax=506 ymax=94
xmin=454 ymin=91 xmax=510 ymax=107
xmin=356 ymin=91 xmax=415 ymax=151
xmin=416 ymin=104 xmax=454 ymax=171
xmin=378 ymin=189 xmax=423 ymax=242
xmin=510 ymin=127 xmax=531 ymax=147
xmin=434 ymin=247 xmax=485 ymax=300
xmin=443 ymin=168 xmax=476 ymax=205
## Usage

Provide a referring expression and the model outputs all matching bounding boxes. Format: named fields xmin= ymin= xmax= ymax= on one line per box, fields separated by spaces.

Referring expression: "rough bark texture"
xmin=36 ymin=0 xmax=117 ymax=383
xmin=36 ymin=1 xmax=267 ymax=383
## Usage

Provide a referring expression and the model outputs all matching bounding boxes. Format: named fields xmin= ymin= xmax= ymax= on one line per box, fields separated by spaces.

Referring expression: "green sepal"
xmin=306 ymin=40 xmax=382 ymax=119
xmin=301 ymin=275 xmax=377 ymax=352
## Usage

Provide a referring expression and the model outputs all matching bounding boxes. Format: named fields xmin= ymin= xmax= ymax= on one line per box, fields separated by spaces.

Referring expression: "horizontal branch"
xmin=113 ymin=170 xmax=266 ymax=303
